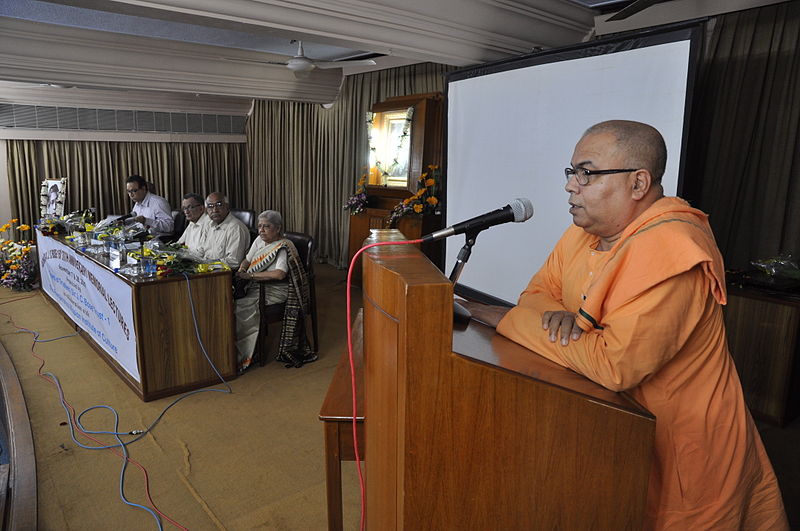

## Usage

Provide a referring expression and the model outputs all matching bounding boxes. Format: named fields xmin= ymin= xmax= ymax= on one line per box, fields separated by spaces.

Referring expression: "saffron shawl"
xmin=576 ymin=197 xmax=727 ymax=332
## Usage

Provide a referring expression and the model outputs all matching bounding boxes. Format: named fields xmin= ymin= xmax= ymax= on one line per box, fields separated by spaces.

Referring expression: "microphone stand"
xmin=448 ymin=230 xmax=481 ymax=325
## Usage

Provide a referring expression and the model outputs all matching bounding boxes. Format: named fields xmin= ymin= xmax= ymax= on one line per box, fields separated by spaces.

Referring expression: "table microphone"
xmin=113 ymin=213 xmax=135 ymax=224
xmin=421 ymin=198 xmax=534 ymax=242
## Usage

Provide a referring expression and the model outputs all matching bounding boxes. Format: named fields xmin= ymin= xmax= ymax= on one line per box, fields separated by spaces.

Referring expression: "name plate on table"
xmin=109 ymin=247 xmax=122 ymax=270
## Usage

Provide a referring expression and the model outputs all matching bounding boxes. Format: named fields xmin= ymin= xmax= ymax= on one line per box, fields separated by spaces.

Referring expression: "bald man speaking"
xmin=470 ymin=120 xmax=788 ymax=530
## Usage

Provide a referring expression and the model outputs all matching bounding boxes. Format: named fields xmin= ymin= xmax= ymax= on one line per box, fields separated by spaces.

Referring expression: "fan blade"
xmin=314 ymin=59 xmax=377 ymax=69
xmin=606 ymin=0 xmax=662 ymax=21
xmin=220 ymin=57 xmax=289 ymax=66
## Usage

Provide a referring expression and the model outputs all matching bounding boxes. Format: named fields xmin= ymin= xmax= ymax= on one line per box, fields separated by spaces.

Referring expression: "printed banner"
xmin=37 ymin=231 xmax=140 ymax=382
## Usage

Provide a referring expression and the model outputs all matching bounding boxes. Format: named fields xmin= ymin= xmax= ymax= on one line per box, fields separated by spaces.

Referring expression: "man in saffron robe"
xmin=469 ymin=120 xmax=788 ymax=529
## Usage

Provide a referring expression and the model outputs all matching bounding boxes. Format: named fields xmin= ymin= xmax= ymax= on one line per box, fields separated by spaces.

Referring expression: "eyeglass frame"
xmin=564 ymin=166 xmax=638 ymax=186
xmin=181 ymin=203 xmax=203 ymax=212
xmin=205 ymin=201 xmax=227 ymax=209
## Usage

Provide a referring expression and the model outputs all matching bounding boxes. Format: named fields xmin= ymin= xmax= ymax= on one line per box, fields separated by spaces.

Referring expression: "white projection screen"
xmin=445 ymin=25 xmax=702 ymax=305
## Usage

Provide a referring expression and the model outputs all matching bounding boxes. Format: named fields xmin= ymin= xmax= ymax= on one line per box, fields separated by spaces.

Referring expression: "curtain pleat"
xmin=246 ymin=62 xmax=455 ymax=267
xmin=687 ymin=2 xmax=800 ymax=269
xmin=6 ymin=140 xmax=41 ymax=226
xmin=6 ymin=140 xmax=245 ymax=223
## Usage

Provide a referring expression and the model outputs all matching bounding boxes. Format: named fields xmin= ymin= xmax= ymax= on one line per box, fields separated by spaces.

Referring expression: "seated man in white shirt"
xmin=176 ymin=193 xmax=209 ymax=252
xmin=202 ymin=192 xmax=250 ymax=269
xmin=126 ymin=175 xmax=174 ymax=238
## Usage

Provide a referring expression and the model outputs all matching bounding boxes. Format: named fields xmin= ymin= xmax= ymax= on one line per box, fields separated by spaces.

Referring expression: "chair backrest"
xmin=171 ymin=210 xmax=187 ymax=239
xmin=230 ymin=209 xmax=256 ymax=232
xmin=284 ymin=231 xmax=314 ymax=275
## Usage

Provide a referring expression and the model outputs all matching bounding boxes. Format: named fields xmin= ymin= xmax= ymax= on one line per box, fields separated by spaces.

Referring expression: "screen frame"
xmin=443 ymin=20 xmax=705 ymax=305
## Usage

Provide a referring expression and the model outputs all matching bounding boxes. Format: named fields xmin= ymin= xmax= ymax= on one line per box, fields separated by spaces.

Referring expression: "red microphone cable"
xmin=345 ymin=238 xmax=422 ymax=531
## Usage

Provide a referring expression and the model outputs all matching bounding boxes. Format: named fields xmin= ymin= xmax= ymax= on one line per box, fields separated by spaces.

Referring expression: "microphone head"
xmin=510 ymin=198 xmax=534 ymax=222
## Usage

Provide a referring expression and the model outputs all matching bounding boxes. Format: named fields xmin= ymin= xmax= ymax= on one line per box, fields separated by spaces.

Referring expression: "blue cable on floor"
xmin=11 ymin=273 xmax=233 ymax=529
xmin=48 ymin=371 xmax=164 ymax=530
xmin=30 ymin=331 xmax=80 ymax=342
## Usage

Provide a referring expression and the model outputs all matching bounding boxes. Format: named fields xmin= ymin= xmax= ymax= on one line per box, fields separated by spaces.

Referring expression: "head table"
xmin=36 ymin=230 xmax=237 ymax=401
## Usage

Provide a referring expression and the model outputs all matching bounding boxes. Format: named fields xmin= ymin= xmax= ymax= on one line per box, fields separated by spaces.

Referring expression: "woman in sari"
xmin=234 ymin=210 xmax=315 ymax=371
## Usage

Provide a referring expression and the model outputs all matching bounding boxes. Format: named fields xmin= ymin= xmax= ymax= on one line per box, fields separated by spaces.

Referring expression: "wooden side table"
xmin=319 ymin=314 xmax=364 ymax=531
xmin=725 ymin=284 xmax=800 ymax=425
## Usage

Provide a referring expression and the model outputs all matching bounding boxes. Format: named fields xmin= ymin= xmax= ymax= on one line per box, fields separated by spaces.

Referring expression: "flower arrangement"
xmin=387 ymin=165 xmax=442 ymax=226
xmin=0 ymin=219 xmax=37 ymax=291
xmin=343 ymin=173 xmax=369 ymax=215
xmin=127 ymin=244 xmax=229 ymax=277
xmin=38 ymin=209 xmax=96 ymax=237
xmin=37 ymin=216 xmax=62 ymax=236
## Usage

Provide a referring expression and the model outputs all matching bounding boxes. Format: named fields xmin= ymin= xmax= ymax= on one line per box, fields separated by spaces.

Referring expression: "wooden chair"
xmin=254 ymin=231 xmax=319 ymax=366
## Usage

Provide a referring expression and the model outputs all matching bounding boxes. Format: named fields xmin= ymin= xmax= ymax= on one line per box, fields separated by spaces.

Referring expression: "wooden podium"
xmin=361 ymin=231 xmax=655 ymax=529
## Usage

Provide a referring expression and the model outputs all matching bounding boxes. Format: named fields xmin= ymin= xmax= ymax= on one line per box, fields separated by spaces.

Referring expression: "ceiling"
xmin=0 ymin=0 xmax=787 ymax=112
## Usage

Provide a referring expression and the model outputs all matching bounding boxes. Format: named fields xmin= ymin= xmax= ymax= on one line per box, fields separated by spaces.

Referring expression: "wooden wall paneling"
xmin=725 ymin=288 xmax=800 ymax=425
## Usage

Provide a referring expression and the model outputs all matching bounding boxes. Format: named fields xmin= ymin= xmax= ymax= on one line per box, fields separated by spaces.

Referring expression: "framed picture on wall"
xmin=40 ymin=178 xmax=67 ymax=218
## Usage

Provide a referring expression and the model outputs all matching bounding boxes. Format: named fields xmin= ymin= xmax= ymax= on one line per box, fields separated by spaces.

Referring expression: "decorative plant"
xmin=387 ymin=165 xmax=441 ymax=226
xmin=343 ymin=173 xmax=369 ymax=215
xmin=0 ymin=219 xmax=37 ymax=291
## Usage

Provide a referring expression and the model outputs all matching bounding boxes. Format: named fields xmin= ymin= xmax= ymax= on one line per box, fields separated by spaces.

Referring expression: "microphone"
xmin=422 ymin=198 xmax=533 ymax=242
xmin=112 ymin=213 xmax=135 ymax=224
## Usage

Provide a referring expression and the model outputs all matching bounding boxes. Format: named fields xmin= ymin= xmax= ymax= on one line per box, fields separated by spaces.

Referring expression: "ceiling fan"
xmin=266 ymin=40 xmax=378 ymax=79
xmin=605 ymin=0 xmax=667 ymax=22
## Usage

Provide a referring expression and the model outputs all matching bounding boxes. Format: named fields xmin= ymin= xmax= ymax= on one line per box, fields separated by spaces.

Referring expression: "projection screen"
xmin=445 ymin=24 xmax=702 ymax=305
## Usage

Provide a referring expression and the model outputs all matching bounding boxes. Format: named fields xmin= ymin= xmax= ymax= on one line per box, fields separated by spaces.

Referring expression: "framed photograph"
xmin=367 ymin=106 xmax=414 ymax=189
xmin=40 ymin=178 xmax=67 ymax=218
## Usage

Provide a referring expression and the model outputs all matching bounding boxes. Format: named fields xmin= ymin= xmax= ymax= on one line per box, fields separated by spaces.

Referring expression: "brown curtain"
xmin=686 ymin=2 xmax=800 ymax=270
xmin=246 ymin=62 xmax=456 ymax=267
xmin=170 ymin=143 xmax=246 ymax=209
xmin=6 ymin=140 xmax=245 ymax=222
xmin=6 ymin=140 xmax=42 ymax=226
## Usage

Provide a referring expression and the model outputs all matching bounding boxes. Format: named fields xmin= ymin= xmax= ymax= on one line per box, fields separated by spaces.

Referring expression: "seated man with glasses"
xmin=200 ymin=192 xmax=250 ymax=269
xmin=176 ymin=192 xmax=209 ymax=251
xmin=125 ymin=175 xmax=174 ymax=238
xmin=462 ymin=120 xmax=788 ymax=530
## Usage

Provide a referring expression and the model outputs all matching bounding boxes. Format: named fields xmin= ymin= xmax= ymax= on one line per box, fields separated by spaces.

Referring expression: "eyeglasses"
xmin=126 ymin=188 xmax=140 ymax=194
xmin=564 ymin=167 xmax=637 ymax=186
xmin=182 ymin=204 xmax=203 ymax=211
xmin=206 ymin=201 xmax=226 ymax=209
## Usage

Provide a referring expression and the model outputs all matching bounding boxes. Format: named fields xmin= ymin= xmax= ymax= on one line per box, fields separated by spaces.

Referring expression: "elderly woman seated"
xmin=234 ymin=210 xmax=315 ymax=371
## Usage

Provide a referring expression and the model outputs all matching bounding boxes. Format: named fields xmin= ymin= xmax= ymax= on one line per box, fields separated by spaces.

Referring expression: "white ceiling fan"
xmin=268 ymin=40 xmax=378 ymax=79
